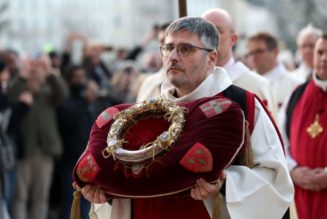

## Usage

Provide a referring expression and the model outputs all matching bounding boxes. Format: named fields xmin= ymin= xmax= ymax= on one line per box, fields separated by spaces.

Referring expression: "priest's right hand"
xmin=80 ymin=184 xmax=108 ymax=203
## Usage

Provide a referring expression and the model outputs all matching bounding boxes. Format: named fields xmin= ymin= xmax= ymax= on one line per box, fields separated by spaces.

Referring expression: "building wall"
xmin=1 ymin=0 xmax=279 ymax=56
xmin=1 ymin=0 xmax=177 ymax=54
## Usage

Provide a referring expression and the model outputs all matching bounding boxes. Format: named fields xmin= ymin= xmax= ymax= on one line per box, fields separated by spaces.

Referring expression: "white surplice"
xmin=291 ymin=63 xmax=312 ymax=83
xmin=136 ymin=68 xmax=166 ymax=102
xmin=223 ymin=57 xmax=278 ymax=119
xmin=262 ymin=63 xmax=301 ymax=112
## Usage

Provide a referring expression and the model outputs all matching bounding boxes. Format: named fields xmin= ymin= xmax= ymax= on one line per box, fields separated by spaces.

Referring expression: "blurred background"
xmin=0 ymin=1 xmax=326 ymax=219
xmin=0 ymin=0 xmax=326 ymax=56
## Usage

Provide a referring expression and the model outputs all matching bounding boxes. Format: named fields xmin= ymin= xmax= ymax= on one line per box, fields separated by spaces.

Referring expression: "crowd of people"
xmin=0 ymin=6 xmax=326 ymax=219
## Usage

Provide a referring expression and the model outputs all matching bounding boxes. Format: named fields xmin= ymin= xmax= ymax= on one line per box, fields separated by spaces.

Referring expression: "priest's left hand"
xmin=311 ymin=168 xmax=327 ymax=191
xmin=190 ymin=171 xmax=226 ymax=200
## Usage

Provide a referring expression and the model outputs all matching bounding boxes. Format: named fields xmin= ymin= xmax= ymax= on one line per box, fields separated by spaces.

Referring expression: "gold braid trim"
xmin=238 ymin=120 xmax=255 ymax=168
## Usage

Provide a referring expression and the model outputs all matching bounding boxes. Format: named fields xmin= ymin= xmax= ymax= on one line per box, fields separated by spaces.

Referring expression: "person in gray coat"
xmin=8 ymin=54 xmax=68 ymax=219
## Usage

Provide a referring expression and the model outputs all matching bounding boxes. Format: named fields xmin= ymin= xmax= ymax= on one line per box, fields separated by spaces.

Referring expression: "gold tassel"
xmin=238 ymin=121 xmax=254 ymax=168
xmin=211 ymin=121 xmax=255 ymax=219
xmin=212 ymin=192 xmax=222 ymax=219
xmin=244 ymin=121 xmax=254 ymax=168
xmin=70 ymin=190 xmax=82 ymax=219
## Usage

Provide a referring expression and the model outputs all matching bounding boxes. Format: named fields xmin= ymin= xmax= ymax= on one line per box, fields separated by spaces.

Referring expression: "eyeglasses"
xmin=245 ymin=48 xmax=270 ymax=58
xmin=159 ymin=43 xmax=213 ymax=57
xmin=300 ymin=43 xmax=315 ymax=50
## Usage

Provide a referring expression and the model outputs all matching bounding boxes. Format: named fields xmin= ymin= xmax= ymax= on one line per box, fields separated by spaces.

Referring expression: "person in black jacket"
xmin=57 ymin=65 xmax=99 ymax=219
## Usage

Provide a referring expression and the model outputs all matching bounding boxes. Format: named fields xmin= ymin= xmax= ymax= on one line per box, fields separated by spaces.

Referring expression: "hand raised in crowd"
xmin=191 ymin=171 xmax=227 ymax=200
xmin=20 ymin=56 xmax=33 ymax=79
xmin=20 ymin=53 xmax=53 ymax=79
xmin=84 ymin=80 xmax=99 ymax=103
xmin=19 ymin=90 xmax=34 ymax=106
xmin=36 ymin=54 xmax=53 ymax=76
xmin=64 ymin=33 xmax=88 ymax=52
xmin=140 ymin=27 xmax=159 ymax=47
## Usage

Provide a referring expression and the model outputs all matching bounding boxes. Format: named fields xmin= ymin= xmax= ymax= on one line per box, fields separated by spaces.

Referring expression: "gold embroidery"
xmin=306 ymin=114 xmax=324 ymax=138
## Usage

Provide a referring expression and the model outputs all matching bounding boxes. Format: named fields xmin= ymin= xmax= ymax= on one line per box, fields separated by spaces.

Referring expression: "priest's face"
xmin=246 ymin=39 xmax=278 ymax=75
xmin=314 ymin=38 xmax=327 ymax=80
xmin=297 ymin=32 xmax=318 ymax=69
xmin=202 ymin=9 xmax=238 ymax=67
xmin=161 ymin=31 xmax=217 ymax=97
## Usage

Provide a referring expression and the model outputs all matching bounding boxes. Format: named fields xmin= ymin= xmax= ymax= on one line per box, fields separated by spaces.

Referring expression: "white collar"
xmin=160 ymin=67 xmax=232 ymax=102
xmin=313 ymin=72 xmax=327 ymax=92
xmin=223 ymin=57 xmax=235 ymax=72
xmin=223 ymin=58 xmax=251 ymax=82
xmin=297 ymin=63 xmax=312 ymax=79
xmin=263 ymin=62 xmax=288 ymax=83
xmin=298 ymin=63 xmax=312 ymax=73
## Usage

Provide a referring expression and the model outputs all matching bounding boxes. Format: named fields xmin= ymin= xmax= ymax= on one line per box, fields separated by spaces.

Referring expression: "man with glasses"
xmin=81 ymin=17 xmax=293 ymax=219
xmin=202 ymin=8 xmax=277 ymax=118
xmin=247 ymin=32 xmax=300 ymax=111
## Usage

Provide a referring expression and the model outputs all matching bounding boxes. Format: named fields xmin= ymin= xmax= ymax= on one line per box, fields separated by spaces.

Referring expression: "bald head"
xmin=202 ymin=8 xmax=235 ymax=33
xmin=202 ymin=8 xmax=238 ymax=66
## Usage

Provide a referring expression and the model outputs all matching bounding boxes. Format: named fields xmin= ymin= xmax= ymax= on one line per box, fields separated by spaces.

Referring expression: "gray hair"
xmin=297 ymin=24 xmax=322 ymax=45
xmin=165 ymin=17 xmax=219 ymax=50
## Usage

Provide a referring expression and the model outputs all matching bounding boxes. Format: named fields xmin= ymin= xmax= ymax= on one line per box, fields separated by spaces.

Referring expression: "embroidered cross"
xmin=307 ymin=114 xmax=323 ymax=139
xmin=200 ymin=99 xmax=231 ymax=118
xmin=96 ymin=107 xmax=119 ymax=128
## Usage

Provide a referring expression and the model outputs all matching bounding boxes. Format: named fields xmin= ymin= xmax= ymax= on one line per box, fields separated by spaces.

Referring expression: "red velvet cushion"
xmin=73 ymin=95 xmax=245 ymax=198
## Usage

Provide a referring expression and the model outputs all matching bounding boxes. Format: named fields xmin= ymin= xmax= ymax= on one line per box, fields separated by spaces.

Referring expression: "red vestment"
xmin=290 ymin=80 xmax=327 ymax=219
xmin=133 ymin=196 xmax=210 ymax=219
xmin=73 ymin=94 xmax=247 ymax=218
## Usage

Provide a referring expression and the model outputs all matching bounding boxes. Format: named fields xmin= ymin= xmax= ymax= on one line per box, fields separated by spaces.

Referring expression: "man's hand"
xmin=19 ymin=90 xmax=33 ymax=106
xmin=37 ymin=54 xmax=52 ymax=77
xmin=80 ymin=184 xmax=108 ymax=204
xmin=291 ymin=166 xmax=317 ymax=191
xmin=311 ymin=168 xmax=327 ymax=191
xmin=190 ymin=171 xmax=226 ymax=200
xmin=20 ymin=56 xmax=33 ymax=79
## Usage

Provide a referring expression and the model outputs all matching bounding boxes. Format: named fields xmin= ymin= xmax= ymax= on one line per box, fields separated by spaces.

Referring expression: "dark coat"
xmin=57 ymin=86 xmax=97 ymax=165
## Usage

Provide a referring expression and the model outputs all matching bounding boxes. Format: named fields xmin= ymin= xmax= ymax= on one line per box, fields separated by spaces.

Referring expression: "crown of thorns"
xmin=102 ymin=98 xmax=186 ymax=165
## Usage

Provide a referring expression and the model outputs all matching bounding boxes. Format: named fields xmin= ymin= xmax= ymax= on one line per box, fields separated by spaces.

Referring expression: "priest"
xmin=279 ymin=33 xmax=327 ymax=219
xmin=78 ymin=17 xmax=293 ymax=219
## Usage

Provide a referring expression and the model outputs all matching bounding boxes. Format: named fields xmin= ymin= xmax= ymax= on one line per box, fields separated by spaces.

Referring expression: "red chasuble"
xmin=133 ymin=196 xmax=210 ymax=219
xmin=72 ymin=94 xmax=246 ymax=219
xmin=290 ymin=80 xmax=327 ymax=219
